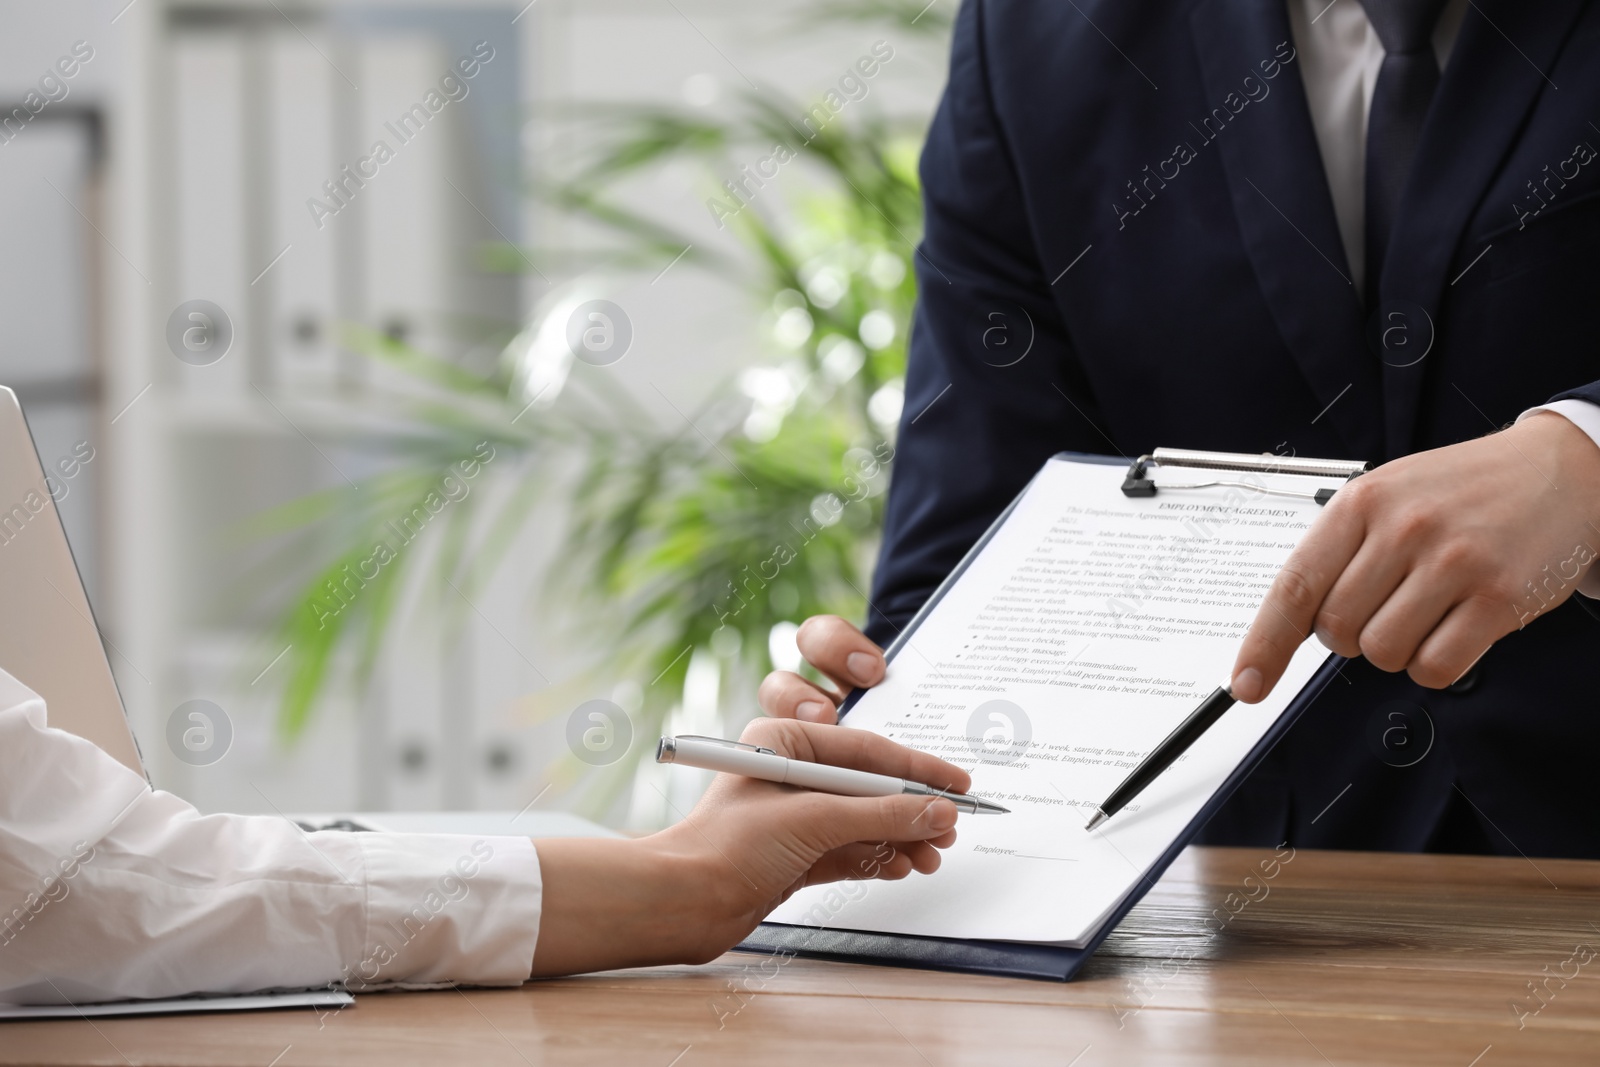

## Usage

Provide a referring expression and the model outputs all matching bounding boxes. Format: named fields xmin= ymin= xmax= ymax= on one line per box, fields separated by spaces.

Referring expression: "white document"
xmin=0 ymin=989 xmax=352 ymax=1020
xmin=768 ymin=457 xmax=1339 ymax=947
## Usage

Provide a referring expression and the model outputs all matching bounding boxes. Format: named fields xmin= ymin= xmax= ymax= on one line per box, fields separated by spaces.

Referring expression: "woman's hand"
xmin=530 ymin=718 xmax=967 ymax=976
xmin=756 ymin=615 xmax=887 ymax=723
xmin=1232 ymin=413 xmax=1600 ymax=702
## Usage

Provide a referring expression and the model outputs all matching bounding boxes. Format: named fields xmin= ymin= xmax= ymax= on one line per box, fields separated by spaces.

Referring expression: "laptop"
xmin=0 ymin=386 xmax=610 ymax=840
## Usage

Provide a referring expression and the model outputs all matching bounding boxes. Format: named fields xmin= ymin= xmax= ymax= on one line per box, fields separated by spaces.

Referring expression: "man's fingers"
xmin=1406 ymin=595 xmax=1512 ymax=689
xmin=1312 ymin=541 xmax=1412 ymax=657
xmin=757 ymin=670 xmax=839 ymax=723
xmin=1233 ymin=496 xmax=1367 ymax=702
xmin=743 ymin=718 xmax=973 ymax=798
xmin=1232 ymin=560 xmax=1331 ymax=702
xmin=1355 ymin=569 xmax=1461 ymax=674
xmin=796 ymin=615 xmax=885 ymax=693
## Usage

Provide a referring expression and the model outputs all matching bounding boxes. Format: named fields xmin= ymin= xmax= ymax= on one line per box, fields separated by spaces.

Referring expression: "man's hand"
xmin=530 ymin=719 xmax=965 ymax=976
xmin=757 ymin=615 xmax=886 ymax=723
xmin=1232 ymin=413 xmax=1600 ymax=703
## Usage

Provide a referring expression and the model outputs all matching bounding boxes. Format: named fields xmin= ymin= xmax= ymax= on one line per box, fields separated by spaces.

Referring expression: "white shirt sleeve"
xmin=0 ymin=668 xmax=542 ymax=1005
xmin=1517 ymin=400 xmax=1600 ymax=599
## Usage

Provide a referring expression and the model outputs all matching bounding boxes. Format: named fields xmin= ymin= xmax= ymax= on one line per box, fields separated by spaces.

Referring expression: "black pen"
xmin=1084 ymin=679 xmax=1236 ymax=831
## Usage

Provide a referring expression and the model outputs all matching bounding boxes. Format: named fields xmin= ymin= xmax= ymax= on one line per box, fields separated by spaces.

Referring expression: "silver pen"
xmin=657 ymin=735 xmax=1010 ymax=814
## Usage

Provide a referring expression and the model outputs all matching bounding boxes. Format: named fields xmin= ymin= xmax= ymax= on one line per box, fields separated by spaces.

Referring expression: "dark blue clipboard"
xmin=735 ymin=450 xmax=1344 ymax=981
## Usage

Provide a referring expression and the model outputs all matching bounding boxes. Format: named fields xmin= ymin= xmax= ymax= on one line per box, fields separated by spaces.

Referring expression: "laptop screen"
xmin=0 ymin=388 xmax=144 ymax=775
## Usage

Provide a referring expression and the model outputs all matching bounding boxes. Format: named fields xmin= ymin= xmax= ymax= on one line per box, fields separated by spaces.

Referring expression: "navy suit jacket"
xmin=869 ymin=0 xmax=1600 ymax=857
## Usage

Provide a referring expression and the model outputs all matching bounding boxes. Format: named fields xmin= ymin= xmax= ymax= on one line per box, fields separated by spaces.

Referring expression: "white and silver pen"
xmin=656 ymin=734 xmax=1010 ymax=814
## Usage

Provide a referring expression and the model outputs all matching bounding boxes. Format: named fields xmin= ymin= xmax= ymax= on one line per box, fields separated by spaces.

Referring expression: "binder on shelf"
xmin=268 ymin=30 xmax=341 ymax=395
xmin=173 ymin=35 xmax=251 ymax=400
xmin=738 ymin=448 xmax=1367 ymax=981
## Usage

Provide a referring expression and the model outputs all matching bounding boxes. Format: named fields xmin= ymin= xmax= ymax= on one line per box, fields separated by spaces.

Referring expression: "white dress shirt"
xmin=1290 ymin=0 xmax=1600 ymax=566
xmin=0 ymin=668 xmax=542 ymax=1004
xmin=1290 ymin=0 xmax=1469 ymax=296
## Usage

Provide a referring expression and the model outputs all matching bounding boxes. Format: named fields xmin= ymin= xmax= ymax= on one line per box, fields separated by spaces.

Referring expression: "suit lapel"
xmin=1379 ymin=0 xmax=1587 ymax=457
xmin=1190 ymin=0 xmax=1379 ymax=462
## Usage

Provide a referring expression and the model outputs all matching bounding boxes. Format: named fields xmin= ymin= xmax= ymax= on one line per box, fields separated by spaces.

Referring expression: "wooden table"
xmin=7 ymin=846 xmax=1599 ymax=1066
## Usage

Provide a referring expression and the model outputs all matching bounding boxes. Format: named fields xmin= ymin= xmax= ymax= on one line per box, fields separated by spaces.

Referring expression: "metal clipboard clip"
xmin=1121 ymin=447 xmax=1369 ymax=507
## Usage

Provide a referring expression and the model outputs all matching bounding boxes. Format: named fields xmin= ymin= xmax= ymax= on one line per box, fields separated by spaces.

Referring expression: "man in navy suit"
xmin=758 ymin=0 xmax=1600 ymax=857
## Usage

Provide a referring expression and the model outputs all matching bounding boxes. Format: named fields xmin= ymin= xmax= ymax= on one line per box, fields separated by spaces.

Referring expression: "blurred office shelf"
xmin=164 ymin=624 xmax=543 ymax=817
xmin=156 ymin=389 xmax=485 ymax=441
xmin=77 ymin=0 xmax=942 ymax=826
xmin=113 ymin=0 xmax=543 ymax=815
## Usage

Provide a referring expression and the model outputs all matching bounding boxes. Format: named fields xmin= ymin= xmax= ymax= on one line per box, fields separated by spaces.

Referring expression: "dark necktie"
xmin=1360 ymin=0 xmax=1448 ymax=304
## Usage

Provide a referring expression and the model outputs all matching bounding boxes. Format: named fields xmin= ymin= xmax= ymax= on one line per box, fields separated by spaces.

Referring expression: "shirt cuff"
xmin=1517 ymin=400 xmax=1600 ymax=599
xmin=348 ymin=834 xmax=541 ymax=991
